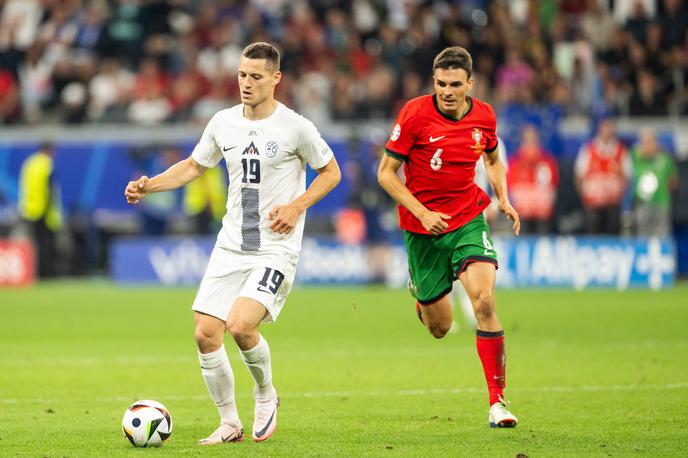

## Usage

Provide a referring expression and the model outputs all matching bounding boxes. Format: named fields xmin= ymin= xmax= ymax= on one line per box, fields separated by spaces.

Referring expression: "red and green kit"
xmin=385 ymin=94 xmax=500 ymax=303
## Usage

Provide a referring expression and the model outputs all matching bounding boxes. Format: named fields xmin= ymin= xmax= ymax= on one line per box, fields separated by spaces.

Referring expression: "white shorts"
xmin=192 ymin=246 xmax=297 ymax=323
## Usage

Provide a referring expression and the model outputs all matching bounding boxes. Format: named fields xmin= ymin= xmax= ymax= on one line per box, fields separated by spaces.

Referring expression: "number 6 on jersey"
xmin=430 ymin=149 xmax=443 ymax=171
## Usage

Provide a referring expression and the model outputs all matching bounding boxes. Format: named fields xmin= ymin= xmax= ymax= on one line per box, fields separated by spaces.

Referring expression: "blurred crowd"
xmin=504 ymin=120 xmax=679 ymax=237
xmin=1 ymin=0 xmax=687 ymax=126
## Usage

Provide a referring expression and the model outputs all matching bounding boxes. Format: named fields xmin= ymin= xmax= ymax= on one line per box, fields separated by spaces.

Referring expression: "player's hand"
xmin=124 ymin=176 xmax=151 ymax=205
xmin=499 ymin=200 xmax=520 ymax=236
xmin=268 ymin=204 xmax=302 ymax=234
xmin=419 ymin=210 xmax=451 ymax=235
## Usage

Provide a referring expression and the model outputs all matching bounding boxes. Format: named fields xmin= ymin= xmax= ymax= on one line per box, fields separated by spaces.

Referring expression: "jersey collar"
xmin=432 ymin=95 xmax=473 ymax=122
xmin=241 ymin=101 xmax=282 ymax=121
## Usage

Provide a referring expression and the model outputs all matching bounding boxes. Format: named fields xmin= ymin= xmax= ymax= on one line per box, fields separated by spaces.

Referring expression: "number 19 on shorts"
xmin=257 ymin=267 xmax=285 ymax=294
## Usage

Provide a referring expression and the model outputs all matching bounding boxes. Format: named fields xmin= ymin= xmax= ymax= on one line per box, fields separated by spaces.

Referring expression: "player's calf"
xmin=415 ymin=301 xmax=451 ymax=338
xmin=427 ymin=321 xmax=451 ymax=339
xmin=471 ymin=293 xmax=498 ymax=327
xmin=416 ymin=296 xmax=453 ymax=339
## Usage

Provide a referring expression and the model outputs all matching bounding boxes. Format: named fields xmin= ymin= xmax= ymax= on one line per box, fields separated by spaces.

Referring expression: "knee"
xmin=194 ymin=324 xmax=223 ymax=353
xmin=473 ymin=292 xmax=496 ymax=322
xmin=227 ymin=320 xmax=255 ymax=346
xmin=428 ymin=322 xmax=451 ymax=339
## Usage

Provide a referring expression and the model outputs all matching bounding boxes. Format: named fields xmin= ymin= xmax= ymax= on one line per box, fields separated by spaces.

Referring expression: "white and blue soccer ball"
xmin=121 ymin=400 xmax=173 ymax=447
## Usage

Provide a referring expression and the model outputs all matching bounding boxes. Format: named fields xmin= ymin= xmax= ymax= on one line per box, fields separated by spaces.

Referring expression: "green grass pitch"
xmin=1 ymin=282 xmax=687 ymax=457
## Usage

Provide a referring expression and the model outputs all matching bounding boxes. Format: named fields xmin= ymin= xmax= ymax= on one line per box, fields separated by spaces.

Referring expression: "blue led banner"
xmin=110 ymin=236 xmax=675 ymax=289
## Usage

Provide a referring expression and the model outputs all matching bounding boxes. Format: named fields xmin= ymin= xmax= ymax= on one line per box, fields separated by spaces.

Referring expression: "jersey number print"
xmin=242 ymin=158 xmax=261 ymax=183
xmin=482 ymin=231 xmax=494 ymax=256
xmin=257 ymin=267 xmax=285 ymax=294
xmin=430 ymin=149 xmax=443 ymax=171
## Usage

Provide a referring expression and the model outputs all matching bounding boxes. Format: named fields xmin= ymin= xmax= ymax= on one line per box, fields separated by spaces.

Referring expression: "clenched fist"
xmin=268 ymin=204 xmax=302 ymax=234
xmin=124 ymin=176 xmax=151 ymax=204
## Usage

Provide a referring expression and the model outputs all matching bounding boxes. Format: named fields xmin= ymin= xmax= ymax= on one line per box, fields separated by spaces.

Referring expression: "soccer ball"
xmin=121 ymin=400 xmax=173 ymax=447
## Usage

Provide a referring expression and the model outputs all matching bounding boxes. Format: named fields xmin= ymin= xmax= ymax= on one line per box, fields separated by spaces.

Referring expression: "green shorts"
xmin=404 ymin=214 xmax=498 ymax=304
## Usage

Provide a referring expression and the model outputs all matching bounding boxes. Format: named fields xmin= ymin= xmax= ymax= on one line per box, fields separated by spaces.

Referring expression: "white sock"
xmin=457 ymin=283 xmax=477 ymax=329
xmin=198 ymin=345 xmax=241 ymax=425
xmin=452 ymin=280 xmax=477 ymax=329
xmin=240 ymin=334 xmax=276 ymax=398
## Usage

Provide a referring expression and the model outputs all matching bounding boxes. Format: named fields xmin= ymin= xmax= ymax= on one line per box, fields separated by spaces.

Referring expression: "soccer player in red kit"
xmin=377 ymin=46 xmax=521 ymax=427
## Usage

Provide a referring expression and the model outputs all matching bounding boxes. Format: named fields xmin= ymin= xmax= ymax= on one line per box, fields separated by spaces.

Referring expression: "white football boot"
xmin=488 ymin=395 xmax=518 ymax=428
xmin=252 ymin=394 xmax=279 ymax=442
xmin=198 ymin=422 xmax=244 ymax=445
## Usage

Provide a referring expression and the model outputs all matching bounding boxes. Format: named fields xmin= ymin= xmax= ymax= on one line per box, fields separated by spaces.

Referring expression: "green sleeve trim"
xmin=384 ymin=148 xmax=408 ymax=162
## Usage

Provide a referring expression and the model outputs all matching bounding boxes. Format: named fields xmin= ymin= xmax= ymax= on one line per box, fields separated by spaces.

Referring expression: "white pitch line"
xmin=2 ymin=382 xmax=687 ymax=405
xmin=1 ymin=340 xmax=686 ymax=367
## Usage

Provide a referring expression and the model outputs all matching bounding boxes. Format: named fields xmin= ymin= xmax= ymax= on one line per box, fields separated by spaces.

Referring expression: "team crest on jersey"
xmin=470 ymin=128 xmax=484 ymax=154
xmin=265 ymin=141 xmax=279 ymax=158
xmin=390 ymin=123 xmax=401 ymax=141
xmin=242 ymin=141 xmax=260 ymax=156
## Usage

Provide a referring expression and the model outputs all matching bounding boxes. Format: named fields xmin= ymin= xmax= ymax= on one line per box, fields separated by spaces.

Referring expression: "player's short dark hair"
xmin=433 ymin=46 xmax=472 ymax=79
xmin=242 ymin=42 xmax=280 ymax=71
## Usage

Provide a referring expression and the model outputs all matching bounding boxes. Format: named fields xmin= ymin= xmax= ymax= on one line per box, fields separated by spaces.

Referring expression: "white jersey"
xmin=191 ymin=102 xmax=334 ymax=261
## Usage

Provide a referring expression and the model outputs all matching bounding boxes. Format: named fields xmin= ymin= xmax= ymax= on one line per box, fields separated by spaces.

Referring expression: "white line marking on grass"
xmin=2 ymin=340 xmax=687 ymax=366
xmin=295 ymin=382 xmax=688 ymax=398
xmin=2 ymin=382 xmax=687 ymax=405
xmin=0 ymin=355 xmax=194 ymax=366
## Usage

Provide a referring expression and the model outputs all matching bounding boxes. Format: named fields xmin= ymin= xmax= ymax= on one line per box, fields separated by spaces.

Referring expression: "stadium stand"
xmin=0 ymin=0 xmax=686 ymax=126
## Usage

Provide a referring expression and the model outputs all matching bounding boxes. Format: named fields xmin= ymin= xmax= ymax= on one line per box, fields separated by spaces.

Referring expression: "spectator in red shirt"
xmin=508 ymin=125 xmax=559 ymax=234
xmin=168 ymin=62 xmax=210 ymax=122
xmin=131 ymin=57 xmax=169 ymax=100
xmin=574 ymin=119 xmax=632 ymax=234
xmin=0 ymin=69 xmax=21 ymax=123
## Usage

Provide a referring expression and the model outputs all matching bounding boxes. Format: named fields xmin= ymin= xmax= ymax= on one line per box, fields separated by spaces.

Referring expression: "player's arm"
xmin=377 ymin=154 xmax=450 ymax=235
xmin=268 ymin=157 xmax=341 ymax=234
xmin=124 ymin=156 xmax=207 ymax=205
xmin=482 ymin=148 xmax=520 ymax=236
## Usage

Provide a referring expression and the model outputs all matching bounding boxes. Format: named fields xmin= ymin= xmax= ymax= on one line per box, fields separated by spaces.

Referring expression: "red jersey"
xmin=385 ymin=95 xmax=498 ymax=234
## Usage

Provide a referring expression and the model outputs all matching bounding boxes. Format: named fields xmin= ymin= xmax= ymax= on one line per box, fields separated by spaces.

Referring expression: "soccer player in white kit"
xmin=124 ymin=42 xmax=341 ymax=445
